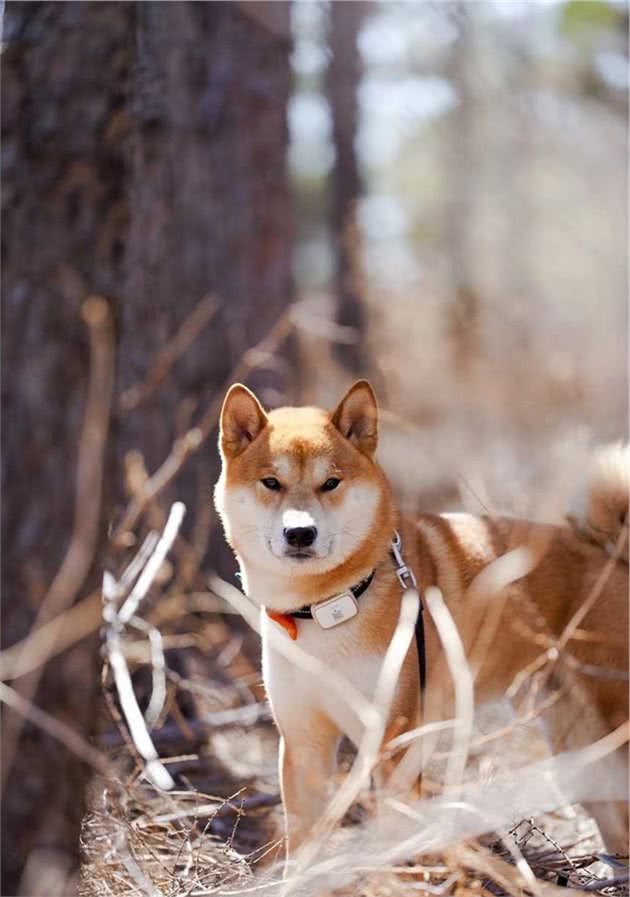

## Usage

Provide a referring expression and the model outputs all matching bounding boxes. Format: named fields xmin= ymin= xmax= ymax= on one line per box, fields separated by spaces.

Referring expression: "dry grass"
xmin=80 ymin=771 xmax=270 ymax=897
xmin=77 ymin=540 xmax=627 ymax=896
xmin=79 ymin=712 xmax=627 ymax=897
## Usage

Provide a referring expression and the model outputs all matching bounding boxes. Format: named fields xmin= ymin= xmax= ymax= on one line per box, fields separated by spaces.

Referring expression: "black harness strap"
xmin=415 ymin=596 xmax=427 ymax=694
xmin=389 ymin=536 xmax=427 ymax=695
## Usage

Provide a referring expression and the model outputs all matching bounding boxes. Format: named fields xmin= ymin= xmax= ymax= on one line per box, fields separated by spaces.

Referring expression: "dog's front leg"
xmin=278 ymin=715 xmax=340 ymax=858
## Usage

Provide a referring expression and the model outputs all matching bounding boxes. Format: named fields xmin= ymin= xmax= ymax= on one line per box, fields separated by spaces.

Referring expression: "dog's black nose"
xmin=284 ymin=526 xmax=317 ymax=549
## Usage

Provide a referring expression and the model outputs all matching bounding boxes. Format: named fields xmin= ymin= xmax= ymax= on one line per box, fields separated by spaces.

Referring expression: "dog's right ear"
xmin=331 ymin=379 xmax=378 ymax=456
xmin=219 ymin=384 xmax=268 ymax=458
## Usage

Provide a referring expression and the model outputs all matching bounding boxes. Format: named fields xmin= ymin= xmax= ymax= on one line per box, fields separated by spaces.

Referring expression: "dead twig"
xmin=582 ymin=871 xmax=630 ymax=891
xmin=423 ymin=586 xmax=476 ymax=794
xmin=0 ymin=590 xmax=102 ymax=681
xmin=128 ymin=616 xmax=167 ymax=728
xmin=104 ymin=503 xmax=186 ymax=791
xmin=0 ymin=681 xmax=110 ymax=774
xmin=110 ymin=827 xmax=166 ymax=897
xmin=104 ymin=609 xmax=175 ymax=792
xmin=97 ymin=703 xmax=273 ymax=748
xmin=118 ymin=503 xmax=186 ymax=624
xmin=137 ymin=793 xmax=281 ymax=827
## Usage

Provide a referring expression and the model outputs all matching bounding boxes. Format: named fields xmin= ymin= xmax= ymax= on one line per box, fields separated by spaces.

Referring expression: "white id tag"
xmin=311 ymin=592 xmax=358 ymax=629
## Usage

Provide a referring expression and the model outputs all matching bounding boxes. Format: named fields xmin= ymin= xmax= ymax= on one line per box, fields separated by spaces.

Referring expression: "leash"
xmin=390 ymin=530 xmax=426 ymax=694
xmin=264 ymin=530 xmax=427 ymax=693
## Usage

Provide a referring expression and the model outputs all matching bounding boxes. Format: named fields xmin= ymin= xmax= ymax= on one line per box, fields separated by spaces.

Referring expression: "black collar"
xmin=285 ymin=570 xmax=375 ymax=619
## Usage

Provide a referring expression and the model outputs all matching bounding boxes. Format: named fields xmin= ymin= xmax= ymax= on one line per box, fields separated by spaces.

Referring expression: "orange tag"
xmin=266 ymin=609 xmax=298 ymax=640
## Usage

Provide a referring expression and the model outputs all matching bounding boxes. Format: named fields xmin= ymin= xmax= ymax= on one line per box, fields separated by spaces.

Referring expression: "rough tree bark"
xmin=117 ymin=1 xmax=293 ymax=575
xmin=1 ymin=2 xmax=293 ymax=893
xmin=1 ymin=5 xmax=133 ymax=894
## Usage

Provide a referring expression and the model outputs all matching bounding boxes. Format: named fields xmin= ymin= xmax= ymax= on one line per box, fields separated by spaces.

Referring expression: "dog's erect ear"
xmin=220 ymin=384 xmax=268 ymax=458
xmin=331 ymin=379 xmax=378 ymax=456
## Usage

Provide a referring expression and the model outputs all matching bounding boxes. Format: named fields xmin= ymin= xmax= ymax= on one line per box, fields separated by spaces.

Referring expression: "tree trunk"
xmin=117 ymin=0 xmax=293 ymax=576
xmin=1 ymin=2 xmax=293 ymax=892
xmin=327 ymin=0 xmax=369 ymax=375
xmin=445 ymin=2 xmax=480 ymax=376
xmin=1 ymin=4 xmax=132 ymax=893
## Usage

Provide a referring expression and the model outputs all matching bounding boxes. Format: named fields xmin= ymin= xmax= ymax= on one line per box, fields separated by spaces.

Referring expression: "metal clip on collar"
xmin=391 ymin=529 xmax=417 ymax=590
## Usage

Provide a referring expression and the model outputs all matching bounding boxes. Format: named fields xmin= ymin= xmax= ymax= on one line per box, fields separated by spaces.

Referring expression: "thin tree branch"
xmin=0 ymin=682 xmax=110 ymax=774
xmin=119 ymin=296 xmax=217 ymax=414
xmin=112 ymin=310 xmax=293 ymax=545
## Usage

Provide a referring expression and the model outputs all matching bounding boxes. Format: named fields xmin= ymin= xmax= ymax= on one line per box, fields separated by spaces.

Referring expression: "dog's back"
xmin=410 ymin=444 xmax=628 ymax=853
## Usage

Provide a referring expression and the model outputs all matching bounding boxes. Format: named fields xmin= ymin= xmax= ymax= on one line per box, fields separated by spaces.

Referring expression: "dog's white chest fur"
xmin=261 ymin=610 xmax=384 ymax=745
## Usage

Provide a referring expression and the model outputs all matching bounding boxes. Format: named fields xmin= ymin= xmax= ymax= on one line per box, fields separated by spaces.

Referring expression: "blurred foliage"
xmin=559 ymin=0 xmax=621 ymax=39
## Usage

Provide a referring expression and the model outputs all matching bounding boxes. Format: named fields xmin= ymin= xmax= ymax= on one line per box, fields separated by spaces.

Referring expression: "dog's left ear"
xmin=219 ymin=383 xmax=268 ymax=458
xmin=331 ymin=379 xmax=378 ymax=456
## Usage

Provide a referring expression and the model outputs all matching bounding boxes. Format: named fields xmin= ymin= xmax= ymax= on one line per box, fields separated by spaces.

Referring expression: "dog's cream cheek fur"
xmin=321 ymin=481 xmax=380 ymax=564
xmin=214 ymin=476 xmax=263 ymax=562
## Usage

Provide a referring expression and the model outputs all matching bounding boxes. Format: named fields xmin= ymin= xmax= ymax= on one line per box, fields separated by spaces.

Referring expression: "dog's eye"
xmin=261 ymin=477 xmax=282 ymax=491
xmin=321 ymin=477 xmax=341 ymax=492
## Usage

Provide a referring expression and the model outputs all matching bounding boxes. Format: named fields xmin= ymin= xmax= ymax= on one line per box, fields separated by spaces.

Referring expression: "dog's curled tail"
xmin=568 ymin=442 xmax=629 ymax=563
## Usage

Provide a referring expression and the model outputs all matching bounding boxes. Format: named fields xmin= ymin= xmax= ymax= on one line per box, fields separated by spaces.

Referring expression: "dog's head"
xmin=214 ymin=380 xmax=393 ymax=586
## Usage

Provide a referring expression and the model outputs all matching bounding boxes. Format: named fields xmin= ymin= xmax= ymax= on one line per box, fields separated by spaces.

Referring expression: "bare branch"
xmin=0 ymin=682 xmax=110 ymax=774
xmin=103 ymin=502 xmax=187 ymax=791
xmin=104 ymin=611 xmax=175 ymax=792
xmin=425 ymin=586 xmax=474 ymax=791
xmin=0 ymin=591 xmax=101 ymax=681
xmin=118 ymin=503 xmax=186 ymax=624
xmin=97 ymin=703 xmax=273 ymax=748
xmin=129 ymin=616 xmax=167 ymax=729
xmin=119 ymin=296 xmax=217 ymax=414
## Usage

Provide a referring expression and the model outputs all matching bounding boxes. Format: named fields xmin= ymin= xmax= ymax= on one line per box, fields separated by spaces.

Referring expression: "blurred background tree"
xmin=289 ymin=0 xmax=626 ymax=480
xmin=327 ymin=0 xmax=370 ymax=375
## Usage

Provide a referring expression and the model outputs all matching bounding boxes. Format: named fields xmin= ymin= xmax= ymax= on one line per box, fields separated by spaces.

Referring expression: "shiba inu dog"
xmin=214 ymin=380 xmax=629 ymax=859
